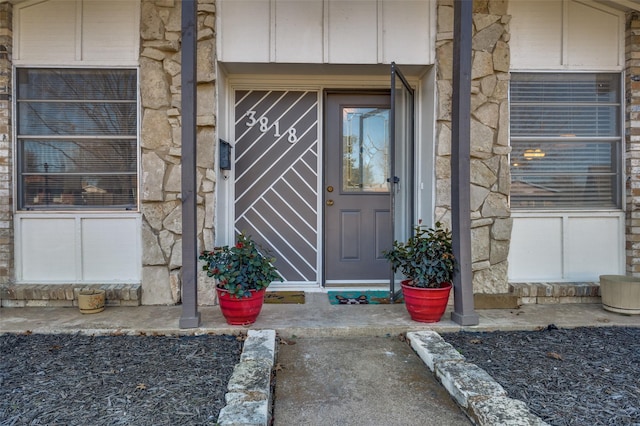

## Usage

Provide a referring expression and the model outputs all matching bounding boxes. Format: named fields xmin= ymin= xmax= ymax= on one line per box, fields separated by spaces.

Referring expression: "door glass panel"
xmin=342 ymin=107 xmax=390 ymax=193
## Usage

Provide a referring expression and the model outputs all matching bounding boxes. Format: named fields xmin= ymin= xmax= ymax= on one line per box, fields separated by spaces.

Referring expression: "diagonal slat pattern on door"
xmin=234 ymin=90 xmax=319 ymax=282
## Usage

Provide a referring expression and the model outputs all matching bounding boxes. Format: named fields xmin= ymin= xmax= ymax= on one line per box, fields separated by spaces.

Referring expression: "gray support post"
xmin=179 ymin=0 xmax=201 ymax=328
xmin=450 ymin=0 xmax=479 ymax=326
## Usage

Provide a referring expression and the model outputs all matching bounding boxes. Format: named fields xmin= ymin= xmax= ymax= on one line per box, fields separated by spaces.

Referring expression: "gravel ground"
xmin=3 ymin=327 xmax=639 ymax=426
xmin=0 ymin=333 xmax=242 ymax=426
xmin=442 ymin=326 xmax=640 ymax=426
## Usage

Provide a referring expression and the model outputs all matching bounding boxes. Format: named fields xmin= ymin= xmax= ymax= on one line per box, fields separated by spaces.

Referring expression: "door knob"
xmin=326 ymin=199 xmax=334 ymax=206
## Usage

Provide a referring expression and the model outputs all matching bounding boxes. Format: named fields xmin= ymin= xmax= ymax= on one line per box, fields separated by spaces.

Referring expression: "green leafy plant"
xmin=199 ymin=232 xmax=282 ymax=298
xmin=383 ymin=221 xmax=456 ymax=288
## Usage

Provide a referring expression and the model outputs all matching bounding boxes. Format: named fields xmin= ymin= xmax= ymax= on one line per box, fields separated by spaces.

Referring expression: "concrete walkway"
xmin=2 ymin=295 xmax=639 ymax=425
xmin=273 ymin=335 xmax=471 ymax=425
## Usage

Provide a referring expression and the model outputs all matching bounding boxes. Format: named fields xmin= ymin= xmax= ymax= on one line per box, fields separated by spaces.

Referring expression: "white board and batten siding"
xmin=508 ymin=0 xmax=625 ymax=282
xmin=217 ymin=0 xmax=434 ymax=65
xmin=13 ymin=0 xmax=141 ymax=283
xmin=16 ymin=214 xmax=141 ymax=283
xmin=509 ymin=0 xmax=625 ymax=70
xmin=508 ymin=212 xmax=625 ymax=282
xmin=14 ymin=0 xmax=140 ymax=65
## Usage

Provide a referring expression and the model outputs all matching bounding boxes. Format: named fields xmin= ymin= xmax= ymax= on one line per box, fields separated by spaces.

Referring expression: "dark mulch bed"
xmin=442 ymin=326 xmax=640 ymax=426
xmin=0 ymin=333 xmax=242 ymax=426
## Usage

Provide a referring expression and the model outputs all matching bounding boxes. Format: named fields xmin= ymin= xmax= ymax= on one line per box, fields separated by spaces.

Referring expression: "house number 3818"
xmin=245 ymin=110 xmax=298 ymax=143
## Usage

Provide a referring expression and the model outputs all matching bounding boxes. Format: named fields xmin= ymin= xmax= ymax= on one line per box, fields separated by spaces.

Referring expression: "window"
xmin=16 ymin=68 xmax=138 ymax=210
xmin=342 ymin=107 xmax=390 ymax=193
xmin=510 ymin=73 xmax=621 ymax=209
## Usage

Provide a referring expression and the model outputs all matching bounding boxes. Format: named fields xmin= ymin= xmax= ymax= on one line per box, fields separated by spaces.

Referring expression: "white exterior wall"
xmin=16 ymin=214 xmax=141 ymax=283
xmin=510 ymin=0 xmax=624 ymax=70
xmin=509 ymin=212 xmax=625 ymax=282
xmin=14 ymin=0 xmax=139 ymax=65
xmin=217 ymin=0 xmax=434 ymax=65
xmin=508 ymin=0 xmax=626 ymax=282
xmin=13 ymin=0 xmax=141 ymax=284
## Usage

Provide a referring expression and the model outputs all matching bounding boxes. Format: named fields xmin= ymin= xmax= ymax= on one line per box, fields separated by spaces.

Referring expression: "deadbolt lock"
xmin=327 ymin=186 xmax=334 ymax=193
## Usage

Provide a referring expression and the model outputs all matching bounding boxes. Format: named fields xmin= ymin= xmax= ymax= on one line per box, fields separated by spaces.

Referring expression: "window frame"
xmin=509 ymin=71 xmax=624 ymax=210
xmin=13 ymin=66 xmax=140 ymax=212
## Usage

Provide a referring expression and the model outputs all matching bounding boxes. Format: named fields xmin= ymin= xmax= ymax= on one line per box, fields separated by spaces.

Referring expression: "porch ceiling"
xmin=596 ymin=0 xmax=640 ymax=12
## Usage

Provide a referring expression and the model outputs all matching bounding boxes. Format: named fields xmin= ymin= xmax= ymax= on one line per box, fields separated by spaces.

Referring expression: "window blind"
xmin=16 ymin=69 xmax=138 ymax=210
xmin=510 ymin=73 xmax=621 ymax=209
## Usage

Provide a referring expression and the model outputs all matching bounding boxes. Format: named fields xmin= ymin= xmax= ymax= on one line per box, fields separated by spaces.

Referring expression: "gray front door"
xmin=324 ymin=93 xmax=392 ymax=284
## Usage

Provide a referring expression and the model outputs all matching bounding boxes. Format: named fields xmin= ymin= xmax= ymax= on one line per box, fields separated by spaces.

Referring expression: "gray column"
xmin=450 ymin=0 xmax=479 ymax=326
xmin=179 ymin=0 xmax=201 ymax=328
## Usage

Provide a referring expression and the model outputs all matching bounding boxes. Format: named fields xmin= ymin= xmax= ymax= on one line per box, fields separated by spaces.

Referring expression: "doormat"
xmin=264 ymin=291 xmax=305 ymax=304
xmin=328 ymin=290 xmax=404 ymax=305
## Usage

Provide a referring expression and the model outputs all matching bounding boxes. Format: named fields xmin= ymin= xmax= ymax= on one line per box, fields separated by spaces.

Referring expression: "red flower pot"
xmin=401 ymin=280 xmax=452 ymax=323
xmin=216 ymin=287 xmax=266 ymax=325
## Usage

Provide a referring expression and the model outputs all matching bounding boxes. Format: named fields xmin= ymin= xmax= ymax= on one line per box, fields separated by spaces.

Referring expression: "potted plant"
xmin=383 ymin=221 xmax=456 ymax=323
xmin=199 ymin=232 xmax=282 ymax=325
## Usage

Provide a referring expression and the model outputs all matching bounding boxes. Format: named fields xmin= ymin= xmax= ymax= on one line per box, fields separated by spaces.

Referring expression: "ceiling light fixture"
xmin=523 ymin=148 xmax=545 ymax=159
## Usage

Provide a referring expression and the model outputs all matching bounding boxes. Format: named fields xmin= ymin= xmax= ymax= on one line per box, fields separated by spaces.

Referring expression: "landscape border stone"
xmin=217 ymin=329 xmax=276 ymax=426
xmin=436 ymin=360 xmax=507 ymax=408
xmin=407 ymin=331 xmax=548 ymax=425
xmin=408 ymin=329 xmax=465 ymax=370
xmin=470 ymin=396 xmax=550 ymax=426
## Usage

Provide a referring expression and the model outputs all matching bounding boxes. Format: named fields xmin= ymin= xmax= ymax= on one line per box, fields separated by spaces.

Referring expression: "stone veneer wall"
xmin=626 ymin=12 xmax=640 ymax=277
xmin=0 ymin=3 xmax=12 ymax=285
xmin=435 ymin=0 xmax=512 ymax=293
xmin=139 ymin=0 xmax=217 ymax=305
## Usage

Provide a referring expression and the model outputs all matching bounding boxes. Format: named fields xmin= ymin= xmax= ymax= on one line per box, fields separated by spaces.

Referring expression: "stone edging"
xmin=217 ymin=329 xmax=276 ymax=426
xmin=407 ymin=331 xmax=549 ymax=426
